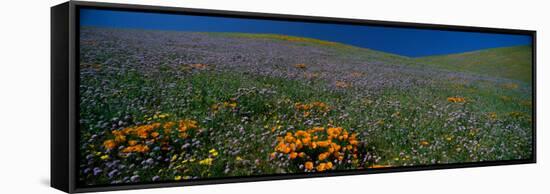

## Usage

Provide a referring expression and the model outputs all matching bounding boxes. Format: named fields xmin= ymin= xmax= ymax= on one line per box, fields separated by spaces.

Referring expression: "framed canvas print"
xmin=51 ymin=1 xmax=536 ymax=193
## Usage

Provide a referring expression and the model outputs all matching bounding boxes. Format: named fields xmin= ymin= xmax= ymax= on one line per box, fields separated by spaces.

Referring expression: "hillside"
xmin=207 ymin=32 xmax=413 ymax=66
xmin=78 ymin=27 xmax=533 ymax=185
xmin=216 ymin=32 xmax=533 ymax=83
xmin=415 ymin=45 xmax=532 ymax=83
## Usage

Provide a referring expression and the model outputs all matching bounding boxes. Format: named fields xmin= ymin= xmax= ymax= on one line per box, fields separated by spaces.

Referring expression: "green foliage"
xmin=415 ymin=46 xmax=533 ymax=83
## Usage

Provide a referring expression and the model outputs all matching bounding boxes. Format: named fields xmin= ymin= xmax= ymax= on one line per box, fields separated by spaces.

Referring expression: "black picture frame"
xmin=51 ymin=1 xmax=536 ymax=193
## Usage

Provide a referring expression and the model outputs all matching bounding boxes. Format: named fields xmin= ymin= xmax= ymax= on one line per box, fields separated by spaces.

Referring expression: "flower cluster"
xmin=272 ymin=126 xmax=360 ymax=172
xmin=294 ymin=102 xmax=329 ymax=112
xmin=211 ymin=101 xmax=238 ymax=114
xmin=198 ymin=149 xmax=219 ymax=166
xmin=447 ymin=96 xmax=466 ymax=103
xmin=102 ymin=118 xmax=198 ymax=154
xmin=294 ymin=101 xmax=330 ymax=117
xmin=294 ymin=63 xmax=307 ymax=69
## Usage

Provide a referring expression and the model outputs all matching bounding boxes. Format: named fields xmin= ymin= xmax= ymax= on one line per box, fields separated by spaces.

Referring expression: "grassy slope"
xmin=208 ymin=32 xmax=412 ymax=65
xmin=415 ymin=45 xmax=532 ymax=83
xmin=212 ymin=32 xmax=532 ymax=83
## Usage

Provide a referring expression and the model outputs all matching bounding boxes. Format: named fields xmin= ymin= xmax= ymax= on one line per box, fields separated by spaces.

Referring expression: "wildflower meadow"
xmin=78 ymin=27 xmax=533 ymax=186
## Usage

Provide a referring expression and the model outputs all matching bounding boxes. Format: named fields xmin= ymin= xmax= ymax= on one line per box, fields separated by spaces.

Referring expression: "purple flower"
xmin=93 ymin=167 xmax=103 ymax=176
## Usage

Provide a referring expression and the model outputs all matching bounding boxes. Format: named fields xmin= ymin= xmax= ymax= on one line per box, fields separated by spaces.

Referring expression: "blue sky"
xmin=80 ymin=8 xmax=531 ymax=57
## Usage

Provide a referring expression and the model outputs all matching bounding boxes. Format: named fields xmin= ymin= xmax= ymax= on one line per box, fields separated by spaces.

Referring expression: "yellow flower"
xmin=128 ymin=140 xmax=138 ymax=146
xmin=100 ymin=155 xmax=110 ymax=160
xmin=289 ymin=152 xmax=298 ymax=159
xmin=294 ymin=130 xmax=309 ymax=138
xmin=114 ymin=134 xmax=126 ymax=143
xmin=103 ymin=139 xmax=116 ymax=150
xmin=420 ymin=141 xmax=430 ymax=146
xmin=236 ymin=156 xmax=243 ymax=161
xmin=349 ymin=140 xmax=359 ymax=146
xmin=447 ymin=97 xmax=466 ymax=103
xmin=305 ymin=161 xmax=314 ymax=170
xmin=295 ymin=139 xmax=303 ymax=149
xmin=294 ymin=63 xmax=307 ymax=69
xmin=289 ymin=143 xmax=297 ymax=151
xmin=308 ymin=127 xmax=325 ymax=133
xmin=302 ymin=137 xmax=311 ymax=145
xmin=163 ymin=121 xmax=175 ymax=130
xmin=199 ymin=158 xmax=213 ymax=166
xmin=294 ymin=102 xmax=312 ymax=111
xmin=283 ymin=146 xmax=291 ymax=154
xmin=174 ymin=176 xmax=182 ymax=181
xmin=318 ymin=152 xmax=329 ymax=161
xmin=122 ymin=144 xmax=150 ymax=153
xmin=326 ymin=161 xmax=333 ymax=169
xmin=316 ymin=140 xmax=330 ymax=148
xmin=151 ymin=132 xmax=160 ymax=138
xmin=369 ymin=164 xmax=392 ymax=169
xmin=346 ymin=145 xmax=353 ymax=151
xmin=487 ymin=112 xmax=497 ymax=120
xmin=310 ymin=142 xmax=317 ymax=149
xmin=209 ymin=149 xmax=219 ymax=157
xmin=178 ymin=119 xmax=198 ymax=133
xmin=316 ymin=163 xmax=327 ymax=172
xmin=157 ymin=113 xmax=170 ymax=119
xmin=284 ymin=133 xmax=295 ymax=143
xmin=327 ymin=127 xmax=342 ymax=137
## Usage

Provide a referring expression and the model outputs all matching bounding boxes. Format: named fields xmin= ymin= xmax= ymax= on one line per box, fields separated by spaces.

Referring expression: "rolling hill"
xmin=415 ymin=45 xmax=532 ymax=83
xmin=207 ymin=32 xmax=413 ymax=66
xmin=211 ymin=32 xmax=532 ymax=83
